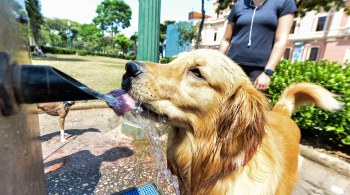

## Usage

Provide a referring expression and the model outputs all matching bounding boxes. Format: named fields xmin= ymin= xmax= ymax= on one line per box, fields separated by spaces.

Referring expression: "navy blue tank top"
xmin=227 ymin=0 xmax=297 ymax=67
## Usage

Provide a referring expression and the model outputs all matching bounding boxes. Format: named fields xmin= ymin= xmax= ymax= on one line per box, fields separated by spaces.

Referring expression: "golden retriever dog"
xmin=121 ymin=49 xmax=342 ymax=194
xmin=37 ymin=101 xmax=75 ymax=142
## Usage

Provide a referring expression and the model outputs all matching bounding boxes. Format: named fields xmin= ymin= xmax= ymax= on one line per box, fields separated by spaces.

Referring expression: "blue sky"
xmin=40 ymin=0 xmax=213 ymax=37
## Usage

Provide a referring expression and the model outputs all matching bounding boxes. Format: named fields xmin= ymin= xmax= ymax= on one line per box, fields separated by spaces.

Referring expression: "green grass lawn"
xmin=32 ymin=54 xmax=128 ymax=94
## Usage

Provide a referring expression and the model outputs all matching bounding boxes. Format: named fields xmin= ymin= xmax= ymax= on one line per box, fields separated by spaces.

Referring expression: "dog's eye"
xmin=189 ymin=68 xmax=205 ymax=80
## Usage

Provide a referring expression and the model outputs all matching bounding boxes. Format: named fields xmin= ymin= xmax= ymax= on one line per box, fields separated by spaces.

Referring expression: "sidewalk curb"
xmin=70 ymin=102 xmax=109 ymax=110
xmin=300 ymin=144 xmax=350 ymax=178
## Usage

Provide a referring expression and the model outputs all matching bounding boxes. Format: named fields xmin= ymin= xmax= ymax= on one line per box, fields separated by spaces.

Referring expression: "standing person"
xmin=219 ymin=0 xmax=297 ymax=91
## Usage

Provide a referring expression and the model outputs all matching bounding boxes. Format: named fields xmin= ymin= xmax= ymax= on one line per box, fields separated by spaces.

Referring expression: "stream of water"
xmin=76 ymin=84 xmax=179 ymax=194
xmin=124 ymin=111 xmax=180 ymax=195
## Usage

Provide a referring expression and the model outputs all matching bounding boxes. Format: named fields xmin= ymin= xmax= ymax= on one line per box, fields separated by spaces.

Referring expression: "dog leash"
xmin=37 ymin=101 xmax=74 ymax=114
xmin=37 ymin=103 xmax=64 ymax=114
xmin=43 ymin=135 xmax=78 ymax=161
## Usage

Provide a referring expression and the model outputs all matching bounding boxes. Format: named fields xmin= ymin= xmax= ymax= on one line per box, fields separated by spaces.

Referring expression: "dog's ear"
xmin=217 ymin=84 xmax=269 ymax=171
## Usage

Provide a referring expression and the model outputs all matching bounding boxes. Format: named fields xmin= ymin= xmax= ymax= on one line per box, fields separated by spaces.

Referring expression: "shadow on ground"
xmin=41 ymin=128 xmax=100 ymax=142
xmin=45 ymin=146 xmax=134 ymax=194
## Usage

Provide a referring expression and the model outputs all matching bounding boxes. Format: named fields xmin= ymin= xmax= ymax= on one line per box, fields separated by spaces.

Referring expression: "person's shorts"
xmin=239 ymin=65 xmax=264 ymax=82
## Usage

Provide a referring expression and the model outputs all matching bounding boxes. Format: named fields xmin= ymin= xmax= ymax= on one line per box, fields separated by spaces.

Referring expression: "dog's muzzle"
xmin=122 ymin=61 xmax=144 ymax=91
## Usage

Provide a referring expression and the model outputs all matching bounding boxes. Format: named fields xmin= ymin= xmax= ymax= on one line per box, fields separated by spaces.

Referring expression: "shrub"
xmin=269 ymin=60 xmax=350 ymax=145
xmin=93 ymin=53 xmax=117 ymax=58
xmin=76 ymin=50 xmax=90 ymax=56
xmin=169 ymin=57 xmax=177 ymax=62
xmin=125 ymin=55 xmax=136 ymax=60
xmin=116 ymin=54 xmax=125 ymax=59
xmin=41 ymin=46 xmax=75 ymax=54
xmin=160 ymin=58 xmax=169 ymax=64
xmin=160 ymin=57 xmax=177 ymax=63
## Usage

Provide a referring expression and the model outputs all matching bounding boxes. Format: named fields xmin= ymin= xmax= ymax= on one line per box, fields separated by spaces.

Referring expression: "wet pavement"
xmin=39 ymin=107 xmax=175 ymax=195
xmin=39 ymin=107 xmax=350 ymax=195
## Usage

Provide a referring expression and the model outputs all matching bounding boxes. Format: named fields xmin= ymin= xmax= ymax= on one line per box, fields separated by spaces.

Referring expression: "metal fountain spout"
xmin=0 ymin=52 xmax=103 ymax=116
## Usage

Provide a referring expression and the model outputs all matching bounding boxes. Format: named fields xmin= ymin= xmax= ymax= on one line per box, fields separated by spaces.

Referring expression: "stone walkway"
xmin=39 ymin=107 xmax=350 ymax=195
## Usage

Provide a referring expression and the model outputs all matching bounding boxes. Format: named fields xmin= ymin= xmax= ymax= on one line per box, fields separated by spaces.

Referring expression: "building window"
xmin=309 ymin=47 xmax=319 ymax=61
xmin=214 ymin=32 xmax=217 ymax=41
xmin=316 ymin=16 xmax=327 ymax=31
xmin=284 ymin=48 xmax=291 ymax=59
xmin=290 ymin=21 xmax=296 ymax=34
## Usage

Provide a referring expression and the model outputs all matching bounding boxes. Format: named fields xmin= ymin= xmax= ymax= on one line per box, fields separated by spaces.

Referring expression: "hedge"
xmin=125 ymin=55 xmax=136 ymax=60
xmin=32 ymin=46 xmax=134 ymax=59
xmin=93 ymin=53 xmax=116 ymax=58
xmin=269 ymin=60 xmax=350 ymax=145
xmin=160 ymin=57 xmax=177 ymax=64
xmin=75 ymin=50 xmax=90 ymax=56
xmin=160 ymin=57 xmax=169 ymax=64
xmin=41 ymin=46 xmax=76 ymax=55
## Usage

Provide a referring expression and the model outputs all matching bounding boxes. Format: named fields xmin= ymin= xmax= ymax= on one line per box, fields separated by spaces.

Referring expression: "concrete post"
xmin=0 ymin=1 xmax=46 ymax=194
xmin=137 ymin=0 xmax=161 ymax=62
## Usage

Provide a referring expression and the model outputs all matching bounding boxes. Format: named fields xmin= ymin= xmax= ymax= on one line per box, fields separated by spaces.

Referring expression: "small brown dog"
xmin=37 ymin=101 xmax=75 ymax=142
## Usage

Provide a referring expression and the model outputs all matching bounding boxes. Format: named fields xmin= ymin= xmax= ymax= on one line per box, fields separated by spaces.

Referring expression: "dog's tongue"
xmin=107 ymin=89 xmax=135 ymax=116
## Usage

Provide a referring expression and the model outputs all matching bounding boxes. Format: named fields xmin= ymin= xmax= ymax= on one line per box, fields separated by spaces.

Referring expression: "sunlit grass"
xmin=32 ymin=54 xmax=127 ymax=94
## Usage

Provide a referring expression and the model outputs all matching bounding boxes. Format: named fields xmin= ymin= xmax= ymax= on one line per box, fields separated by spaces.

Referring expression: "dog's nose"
xmin=125 ymin=61 xmax=143 ymax=77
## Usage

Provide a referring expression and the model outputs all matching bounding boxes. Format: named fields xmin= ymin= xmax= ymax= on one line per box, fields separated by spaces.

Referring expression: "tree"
xmin=25 ymin=0 xmax=44 ymax=44
xmin=296 ymin=0 xmax=350 ymax=16
xmin=44 ymin=18 xmax=79 ymax=48
xmin=78 ymin=24 xmax=103 ymax=51
xmin=39 ymin=24 xmax=60 ymax=46
xmin=130 ymin=32 xmax=138 ymax=55
xmin=114 ymin=34 xmax=132 ymax=55
xmin=175 ymin=22 xmax=197 ymax=47
xmin=215 ymin=0 xmax=350 ymax=17
xmin=45 ymin=18 xmax=67 ymax=47
xmin=215 ymin=0 xmax=233 ymax=14
xmin=194 ymin=0 xmax=213 ymax=49
xmin=93 ymin=0 xmax=132 ymax=47
xmin=99 ymin=36 xmax=114 ymax=52
xmin=195 ymin=0 xmax=206 ymax=49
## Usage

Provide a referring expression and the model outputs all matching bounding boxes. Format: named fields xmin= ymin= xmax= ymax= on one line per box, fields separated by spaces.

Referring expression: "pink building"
xmin=201 ymin=1 xmax=350 ymax=64
xmin=287 ymin=5 xmax=350 ymax=63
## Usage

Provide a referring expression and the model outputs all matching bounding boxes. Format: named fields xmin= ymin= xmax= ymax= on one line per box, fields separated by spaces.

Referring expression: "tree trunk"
xmin=195 ymin=0 xmax=205 ymax=49
xmin=111 ymin=27 xmax=115 ymax=49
